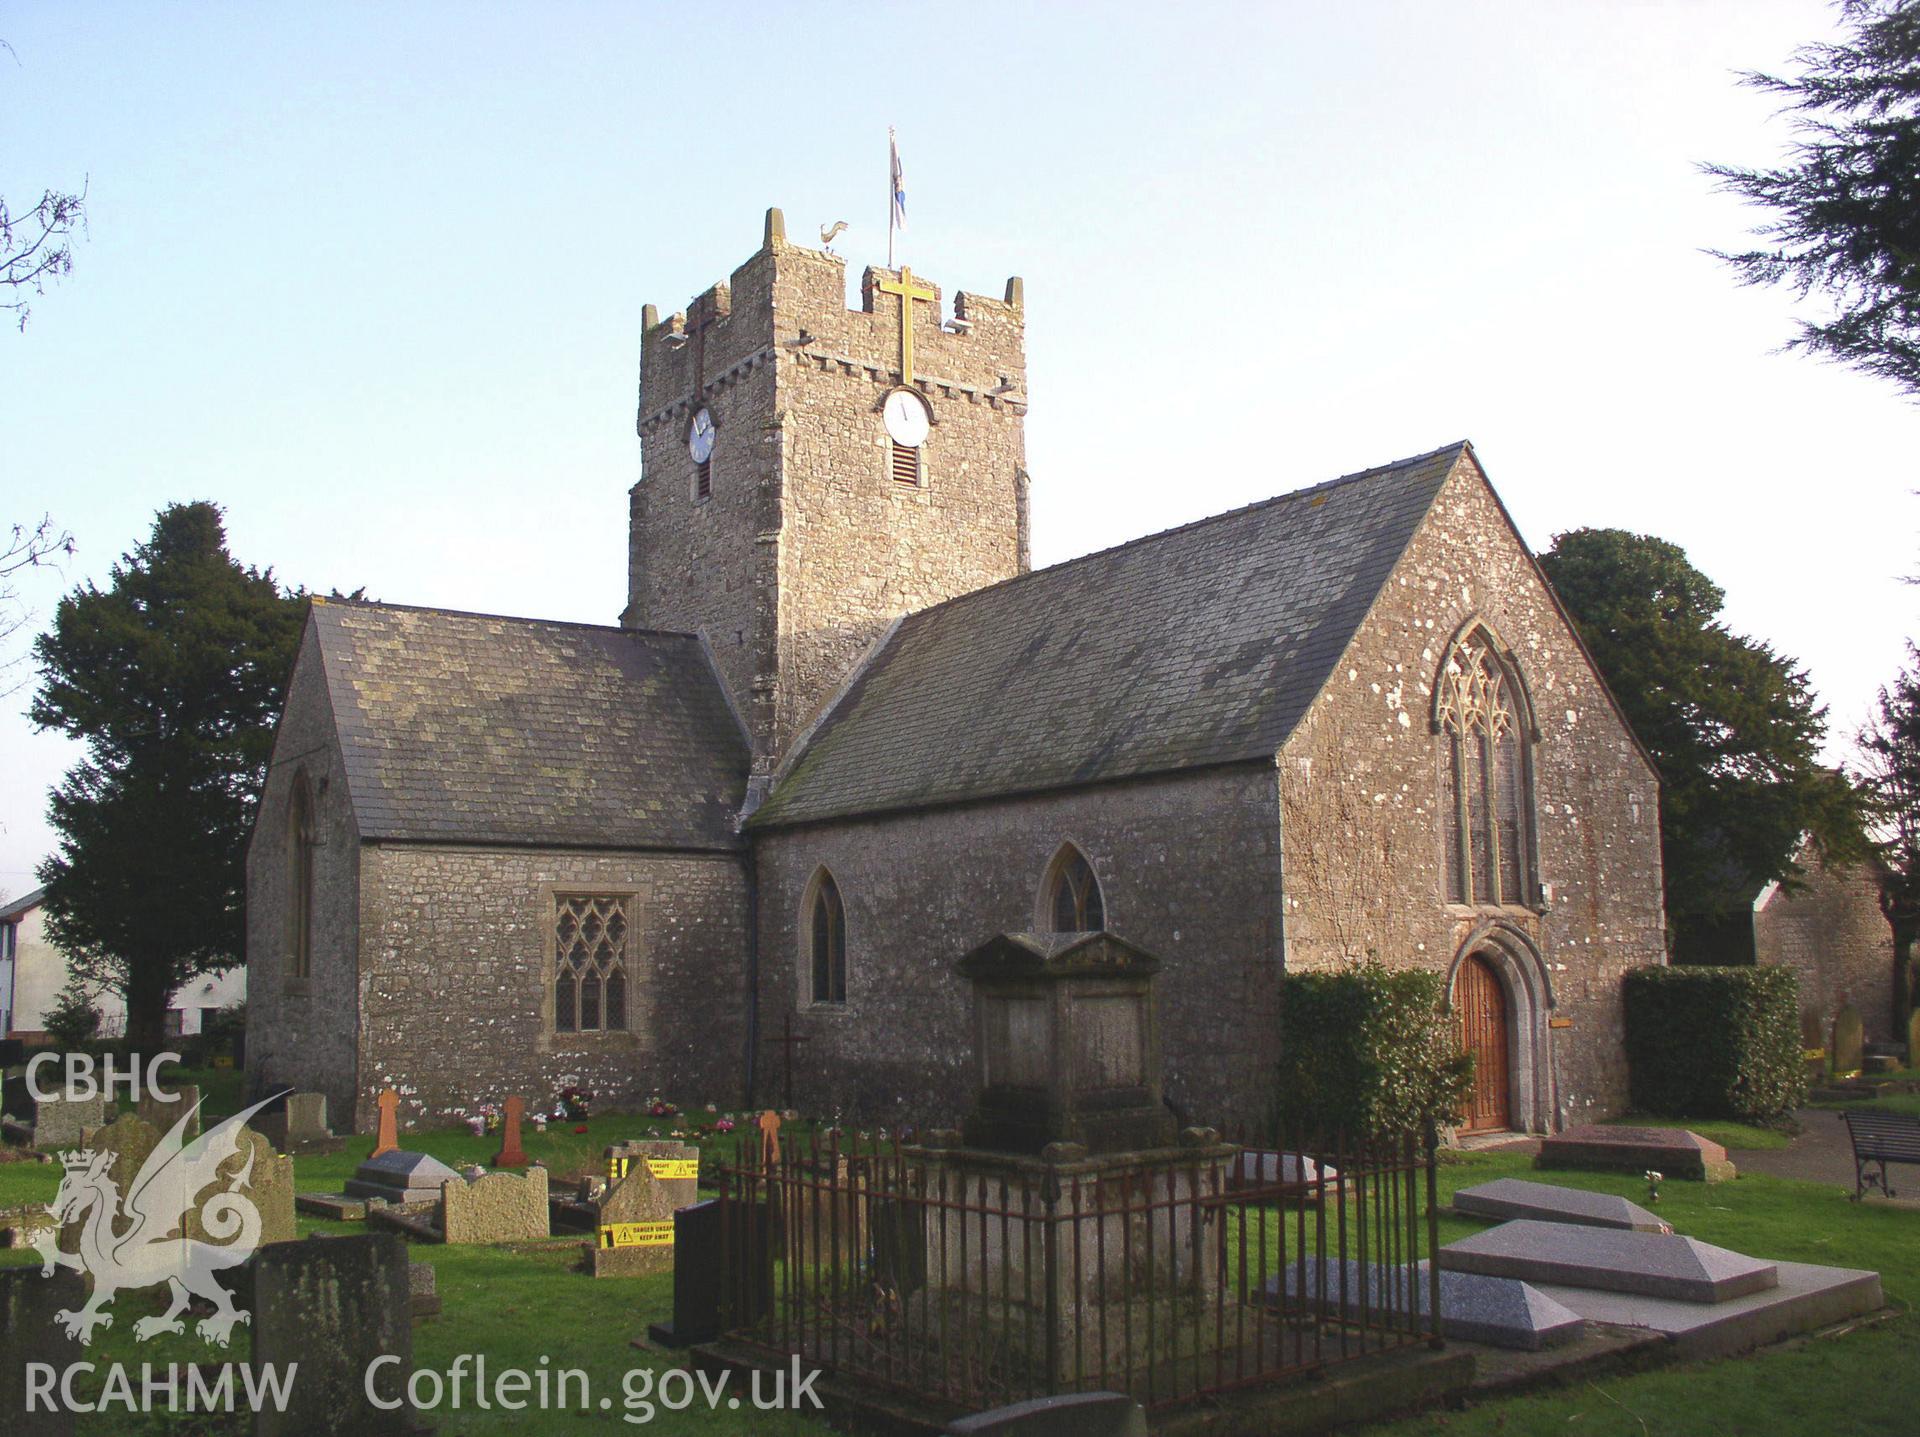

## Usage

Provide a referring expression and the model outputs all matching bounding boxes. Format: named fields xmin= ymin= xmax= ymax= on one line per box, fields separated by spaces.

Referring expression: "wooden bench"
xmin=1839 ymin=1110 xmax=1920 ymax=1200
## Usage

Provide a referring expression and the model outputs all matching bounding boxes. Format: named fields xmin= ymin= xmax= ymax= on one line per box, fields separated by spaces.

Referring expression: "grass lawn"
xmin=4 ymin=1096 xmax=1916 ymax=1435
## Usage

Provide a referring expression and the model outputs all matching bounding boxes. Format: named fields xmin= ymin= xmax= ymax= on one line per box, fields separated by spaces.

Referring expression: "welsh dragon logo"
xmin=32 ymin=1094 xmax=282 ymax=1346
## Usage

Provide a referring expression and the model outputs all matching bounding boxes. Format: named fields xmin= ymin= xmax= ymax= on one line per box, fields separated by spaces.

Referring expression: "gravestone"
xmin=135 ymin=1085 xmax=200 ymax=1140
xmin=440 ymin=1166 xmax=549 ymax=1244
xmin=370 ymin=1088 xmax=400 ymax=1157
xmin=0 ymin=1087 xmax=106 ymax=1151
xmin=1455 ymin=1177 xmax=1670 ymax=1233
xmin=491 ymin=1095 xmax=528 ymax=1168
xmin=346 ymin=1149 xmax=461 ymax=1205
xmin=59 ymin=1113 xmax=162 ymax=1256
xmin=216 ymin=1129 xmax=297 ymax=1247
xmin=648 ymin=1199 xmax=726 ymax=1345
xmin=1832 ymin=1005 xmax=1866 ymax=1078
xmin=247 ymin=1233 xmax=413 ymax=1436
xmin=588 ymin=1162 xmax=679 ymax=1276
xmin=1 ymin=1267 xmax=84 ymax=1436
xmin=1801 ymin=1010 xmax=1828 ymax=1078
xmin=255 ymin=1093 xmax=343 ymax=1155
xmin=408 ymin=1260 xmax=441 ymax=1319
xmin=1535 ymin=1125 xmax=1735 ymax=1182
xmin=1270 ymin=1257 xmax=1585 ymax=1351
xmin=1439 ymin=1219 xmax=1778 ymax=1303
xmin=946 ymin=1392 xmax=1149 ymax=1437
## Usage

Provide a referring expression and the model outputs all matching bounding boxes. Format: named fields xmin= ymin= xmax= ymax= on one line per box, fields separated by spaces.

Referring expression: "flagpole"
xmin=887 ymin=127 xmax=896 ymax=270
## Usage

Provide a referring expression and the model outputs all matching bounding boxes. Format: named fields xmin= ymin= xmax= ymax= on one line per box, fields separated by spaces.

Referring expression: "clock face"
xmin=882 ymin=389 xmax=931 ymax=448
xmin=688 ymin=409 xmax=715 ymax=463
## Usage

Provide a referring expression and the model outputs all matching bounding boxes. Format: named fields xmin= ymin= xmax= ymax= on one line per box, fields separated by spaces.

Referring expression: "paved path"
xmin=1730 ymin=1107 xmax=1920 ymax=1207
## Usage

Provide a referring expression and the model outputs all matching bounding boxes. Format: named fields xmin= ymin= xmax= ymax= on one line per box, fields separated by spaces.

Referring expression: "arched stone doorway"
xmin=1447 ymin=923 xmax=1556 ymax=1135
xmin=1455 ymin=954 xmax=1511 ymax=1132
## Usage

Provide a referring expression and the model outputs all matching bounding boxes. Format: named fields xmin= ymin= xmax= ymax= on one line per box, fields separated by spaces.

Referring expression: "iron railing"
xmin=714 ymin=1126 xmax=1441 ymax=1411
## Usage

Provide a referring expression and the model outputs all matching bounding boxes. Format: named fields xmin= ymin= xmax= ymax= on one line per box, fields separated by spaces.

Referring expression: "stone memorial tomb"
xmin=1535 ymin=1125 xmax=1736 ymax=1182
xmin=247 ymin=1233 xmax=415 ymax=1436
xmin=1439 ymin=1220 xmax=1778 ymax=1303
xmin=1455 ymin=1178 xmax=1670 ymax=1233
xmin=945 ymin=1391 xmax=1150 ymax=1437
xmin=0 ymin=1080 xmax=106 ymax=1150
xmin=588 ymin=1147 xmax=695 ymax=1276
xmin=957 ymin=931 xmax=1177 ymax=1155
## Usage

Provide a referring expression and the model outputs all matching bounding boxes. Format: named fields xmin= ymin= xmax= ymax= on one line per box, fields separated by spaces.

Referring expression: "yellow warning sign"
xmin=599 ymin=1221 xmax=674 ymax=1249
xmin=647 ymin=1158 xmax=698 ymax=1181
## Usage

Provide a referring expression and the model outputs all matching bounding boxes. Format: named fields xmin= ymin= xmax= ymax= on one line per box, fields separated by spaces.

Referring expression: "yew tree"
xmin=32 ymin=503 xmax=305 ymax=1051
xmin=1540 ymin=528 xmax=1866 ymax=960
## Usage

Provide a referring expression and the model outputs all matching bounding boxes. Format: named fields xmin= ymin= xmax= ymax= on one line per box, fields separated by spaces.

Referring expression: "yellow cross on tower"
xmin=875 ymin=266 xmax=935 ymax=384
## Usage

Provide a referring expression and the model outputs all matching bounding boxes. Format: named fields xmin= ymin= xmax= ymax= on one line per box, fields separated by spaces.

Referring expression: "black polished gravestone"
xmin=2 ymin=1267 xmax=84 ymax=1437
xmin=647 ymin=1198 xmax=773 ymax=1347
xmin=246 ymin=1233 xmax=414 ymax=1437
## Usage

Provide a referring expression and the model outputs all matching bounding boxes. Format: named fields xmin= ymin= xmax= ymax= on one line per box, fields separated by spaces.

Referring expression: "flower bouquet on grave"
xmin=715 ymin=1116 xmax=736 ymax=1134
xmin=465 ymin=1114 xmax=487 ymax=1137
xmin=1646 ymin=1169 xmax=1663 ymax=1205
xmin=558 ymin=1086 xmax=593 ymax=1122
xmin=648 ymin=1095 xmax=678 ymax=1119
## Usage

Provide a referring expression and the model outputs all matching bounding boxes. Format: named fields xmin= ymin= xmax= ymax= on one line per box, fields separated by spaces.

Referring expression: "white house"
xmin=0 ymin=888 xmax=246 ymax=1043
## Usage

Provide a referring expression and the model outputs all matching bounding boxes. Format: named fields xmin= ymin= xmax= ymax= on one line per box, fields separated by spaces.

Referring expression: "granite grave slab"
xmin=1455 ymin=1178 xmax=1671 ymax=1233
xmin=1440 ymin=1220 xmax=1777 ymax=1303
xmin=1535 ymin=1125 xmax=1736 ymax=1182
xmin=1266 ymin=1257 xmax=1585 ymax=1350
xmin=345 ymin=1150 xmax=460 ymax=1204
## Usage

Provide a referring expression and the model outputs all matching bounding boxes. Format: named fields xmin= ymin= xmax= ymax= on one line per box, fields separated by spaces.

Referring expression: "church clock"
xmin=688 ymin=408 xmax=716 ymax=463
xmin=882 ymin=389 xmax=930 ymax=448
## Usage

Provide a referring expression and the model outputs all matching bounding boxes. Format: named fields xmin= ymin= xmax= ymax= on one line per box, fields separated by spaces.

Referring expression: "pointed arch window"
xmin=809 ymin=872 xmax=847 ymax=1006
xmin=1436 ymin=628 xmax=1536 ymax=907
xmin=286 ymin=773 xmax=315 ymax=980
xmin=1044 ymin=846 xmax=1106 ymax=933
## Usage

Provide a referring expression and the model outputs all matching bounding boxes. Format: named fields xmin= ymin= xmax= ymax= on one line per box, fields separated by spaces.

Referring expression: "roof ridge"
xmin=315 ymin=596 xmax=701 ymax=642
xmin=0 ymin=886 xmax=46 ymax=919
xmin=895 ymin=440 xmax=1471 ymax=630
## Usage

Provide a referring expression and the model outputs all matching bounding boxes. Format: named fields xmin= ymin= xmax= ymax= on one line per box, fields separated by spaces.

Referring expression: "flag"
xmin=889 ymin=130 xmax=906 ymax=235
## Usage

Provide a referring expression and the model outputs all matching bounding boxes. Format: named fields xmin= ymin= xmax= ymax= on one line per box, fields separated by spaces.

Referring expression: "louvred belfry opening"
xmin=891 ymin=440 xmax=920 ymax=486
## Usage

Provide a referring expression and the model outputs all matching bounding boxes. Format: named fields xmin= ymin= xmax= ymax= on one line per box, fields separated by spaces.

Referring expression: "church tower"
xmin=627 ymin=208 xmax=1031 ymax=783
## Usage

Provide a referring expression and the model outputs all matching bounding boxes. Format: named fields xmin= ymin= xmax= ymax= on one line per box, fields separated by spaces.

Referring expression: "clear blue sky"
xmin=3 ymin=2 xmax=1916 ymax=894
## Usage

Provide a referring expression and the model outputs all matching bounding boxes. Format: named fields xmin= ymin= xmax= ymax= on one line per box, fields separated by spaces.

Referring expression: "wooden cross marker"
xmin=757 ymin=1109 xmax=783 ymax=1166
xmin=875 ymin=266 xmax=935 ymax=383
xmin=371 ymin=1088 xmax=400 ymax=1158
xmin=760 ymin=1010 xmax=810 ymax=1112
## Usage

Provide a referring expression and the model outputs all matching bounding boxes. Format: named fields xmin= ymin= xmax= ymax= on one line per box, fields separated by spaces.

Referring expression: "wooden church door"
xmin=1454 ymin=954 xmax=1511 ymax=1133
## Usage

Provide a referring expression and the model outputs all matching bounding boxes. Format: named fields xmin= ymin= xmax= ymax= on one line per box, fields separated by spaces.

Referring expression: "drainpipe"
xmin=743 ymin=845 xmax=760 ymax=1109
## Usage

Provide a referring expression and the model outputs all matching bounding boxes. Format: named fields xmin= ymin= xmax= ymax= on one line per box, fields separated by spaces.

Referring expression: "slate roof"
xmin=310 ymin=601 xmax=749 ymax=850
xmin=751 ymin=443 xmax=1467 ymax=829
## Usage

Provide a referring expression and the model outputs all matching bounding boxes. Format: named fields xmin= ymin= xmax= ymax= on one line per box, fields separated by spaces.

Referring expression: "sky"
xmin=3 ymin=1 xmax=1917 ymax=896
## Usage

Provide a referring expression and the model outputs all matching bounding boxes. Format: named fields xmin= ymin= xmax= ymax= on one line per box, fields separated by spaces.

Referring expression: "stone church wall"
xmin=1755 ymin=852 xmax=1894 ymax=1044
xmin=245 ymin=634 xmax=363 ymax=1128
xmin=1278 ymin=455 xmax=1666 ymax=1127
xmin=752 ymin=764 xmax=1284 ymax=1129
xmin=352 ymin=844 xmax=748 ymax=1134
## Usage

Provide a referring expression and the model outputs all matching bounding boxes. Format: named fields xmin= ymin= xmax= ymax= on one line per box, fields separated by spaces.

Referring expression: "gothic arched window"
xmin=1044 ymin=845 xmax=1106 ymax=933
xmin=554 ymin=895 xmax=630 ymax=1033
xmin=286 ymin=773 xmax=315 ymax=980
xmin=808 ymin=871 xmax=847 ymax=1005
xmin=1436 ymin=627 xmax=1536 ymax=907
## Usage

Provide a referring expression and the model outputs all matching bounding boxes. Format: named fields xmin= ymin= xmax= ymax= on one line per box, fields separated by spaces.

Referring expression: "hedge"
xmin=1622 ymin=964 xmax=1806 ymax=1123
xmin=1274 ymin=962 xmax=1473 ymax=1140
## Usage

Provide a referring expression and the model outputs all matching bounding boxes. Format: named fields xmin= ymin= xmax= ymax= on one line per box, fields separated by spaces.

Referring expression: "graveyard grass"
xmin=3 ymin=1092 xmax=1917 ymax=1435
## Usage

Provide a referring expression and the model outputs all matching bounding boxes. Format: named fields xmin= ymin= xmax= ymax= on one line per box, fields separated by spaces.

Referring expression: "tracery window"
xmin=1044 ymin=845 xmax=1106 ymax=933
xmin=809 ymin=872 xmax=847 ymax=1005
xmin=1436 ymin=628 xmax=1535 ymax=906
xmin=554 ymin=895 xmax=630 ymax=1033
xmin=287 ymin=773 xmax=315 ymax=980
